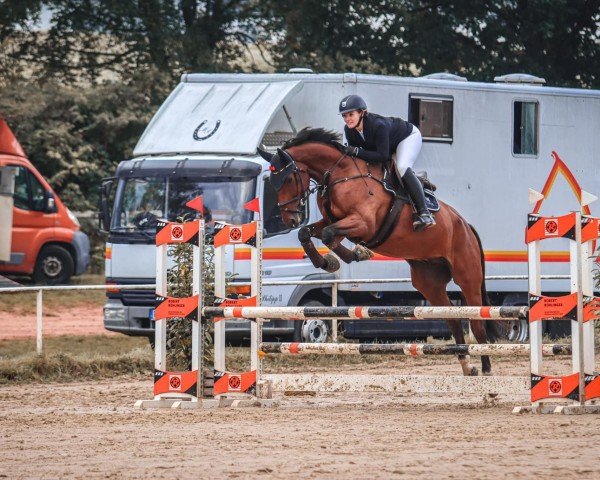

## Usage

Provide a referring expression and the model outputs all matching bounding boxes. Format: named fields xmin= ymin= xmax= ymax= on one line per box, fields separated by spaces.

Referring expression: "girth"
xmin=363 ymin=195 xmax=406 ymax=249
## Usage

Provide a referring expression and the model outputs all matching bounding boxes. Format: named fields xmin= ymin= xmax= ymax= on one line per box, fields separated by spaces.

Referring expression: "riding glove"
xmin=343 ymin=145 xmax=360 ymax=157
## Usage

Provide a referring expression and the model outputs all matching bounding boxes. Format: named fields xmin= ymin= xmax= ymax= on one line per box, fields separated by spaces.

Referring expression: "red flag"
xmin=244 ymin=197 xmax=260 ymax=213
xmin=186 ymin=195 xmax=204 ymax=216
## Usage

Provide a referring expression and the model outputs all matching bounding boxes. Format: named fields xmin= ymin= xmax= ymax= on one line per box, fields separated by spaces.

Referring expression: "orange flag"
xmin=185 ymin=195 xmax=204 ymax=216
xmin=244 ymin=197 xmax=260 ymax=213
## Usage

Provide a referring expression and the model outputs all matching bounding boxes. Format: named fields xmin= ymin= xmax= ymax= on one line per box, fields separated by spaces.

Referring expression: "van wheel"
xmin=293 ymin=299 xmax=331 ymax=343
xmin=33 ymin=245 xmax=74 ymax=285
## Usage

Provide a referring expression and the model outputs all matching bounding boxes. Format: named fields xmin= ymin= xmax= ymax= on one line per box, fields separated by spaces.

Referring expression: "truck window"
xmin=263 ymin=176 xmax=307 ymax=235
xmin=409 ymin=95 xmax=453 ymax=142
xmin=115 ymin=175 xmax=256 ymax=230
xmin=263 ymin=177 xmax=288 ymax=235
xmin=513 ymin=101 xmax=538 ymax=156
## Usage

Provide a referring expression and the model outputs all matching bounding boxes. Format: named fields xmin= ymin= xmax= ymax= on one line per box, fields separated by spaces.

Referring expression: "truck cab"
xmin=0 ymin=120 xmax=90 ymax=284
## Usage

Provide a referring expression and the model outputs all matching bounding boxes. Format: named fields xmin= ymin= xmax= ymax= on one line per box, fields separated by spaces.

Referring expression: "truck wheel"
xmin=506 ymin=319 xmax=528 ymax=343
xmin=33 ymin=245 xmax=74 ymax=285
xmin=293 ymin=299 xmax=331 ymax=343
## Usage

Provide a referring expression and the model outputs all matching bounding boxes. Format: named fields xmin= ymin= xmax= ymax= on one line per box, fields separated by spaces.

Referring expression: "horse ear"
xmin=257 ymin=147 xmax=274 ymax=163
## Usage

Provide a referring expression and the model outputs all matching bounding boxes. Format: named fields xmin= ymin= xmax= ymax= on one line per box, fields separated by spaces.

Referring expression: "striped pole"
xmin=203 ymin=305 xmax=528 ymax=320
xmin=260 ymin=342 xmax=572 ymax=357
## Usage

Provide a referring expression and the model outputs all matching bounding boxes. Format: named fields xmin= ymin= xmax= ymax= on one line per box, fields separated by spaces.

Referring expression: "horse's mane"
xmin=283 ymin=127 xmax=341 ymax=149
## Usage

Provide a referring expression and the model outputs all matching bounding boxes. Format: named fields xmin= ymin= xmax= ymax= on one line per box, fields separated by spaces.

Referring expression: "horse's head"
xmin=257 ymin=147 xmax=310 ymax=228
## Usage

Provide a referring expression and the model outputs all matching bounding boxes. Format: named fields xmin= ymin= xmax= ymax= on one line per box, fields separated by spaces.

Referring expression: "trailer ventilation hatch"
xmin=494 ymin=73 xmax=546 ymax=85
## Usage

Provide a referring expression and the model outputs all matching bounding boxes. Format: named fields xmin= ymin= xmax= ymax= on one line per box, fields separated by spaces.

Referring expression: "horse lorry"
xmin=100 ymin=71 xmax=600 ymax=343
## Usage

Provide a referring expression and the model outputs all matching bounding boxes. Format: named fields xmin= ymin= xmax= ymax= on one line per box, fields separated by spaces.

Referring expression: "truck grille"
xmin=119 ymin=289 xmax=155 ymax=306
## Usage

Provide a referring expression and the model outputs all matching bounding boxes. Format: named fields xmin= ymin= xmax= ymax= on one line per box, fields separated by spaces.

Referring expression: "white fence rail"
xmin=0 ymin=275 xmax=570 ymax=355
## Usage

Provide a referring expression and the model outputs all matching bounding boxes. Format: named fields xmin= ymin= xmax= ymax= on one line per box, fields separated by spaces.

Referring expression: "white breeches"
xmin=392 ymin=127 xmax=422 ymax=177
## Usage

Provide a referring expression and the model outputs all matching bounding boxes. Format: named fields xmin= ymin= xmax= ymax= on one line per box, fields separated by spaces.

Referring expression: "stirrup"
xmin=413 ymin=212 xmax=436 ymax=232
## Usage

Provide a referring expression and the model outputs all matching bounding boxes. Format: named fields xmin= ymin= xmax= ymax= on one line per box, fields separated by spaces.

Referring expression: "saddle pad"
xmin=424 ymin=189 xmax=440 ymax=212
xmin=382 ymin=165 xmax=440 ymax=213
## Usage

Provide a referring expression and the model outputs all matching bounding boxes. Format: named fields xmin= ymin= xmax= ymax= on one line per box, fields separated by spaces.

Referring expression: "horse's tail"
xmin=468 ymin=224 xmax=502 ymax=342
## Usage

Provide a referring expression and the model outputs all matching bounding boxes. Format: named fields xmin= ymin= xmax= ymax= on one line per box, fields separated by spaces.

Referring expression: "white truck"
xmin=101 ymin=70 xmax=600 ymax=343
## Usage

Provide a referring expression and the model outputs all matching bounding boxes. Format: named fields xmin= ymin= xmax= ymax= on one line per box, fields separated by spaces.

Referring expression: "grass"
xmin=0 ymin=334 xmax=421 ymax=384
xmin=0 ymin=334 xmax=148 ymax=359
xmin=0 ymin=335 xmax=152 ymax=384
xmin=0 ymin=331 xmax=592 ymax=385
xmin=0 ymin=274 xmax=108 ymax=314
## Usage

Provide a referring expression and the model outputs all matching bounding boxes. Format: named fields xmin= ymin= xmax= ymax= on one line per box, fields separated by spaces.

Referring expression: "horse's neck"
xmin=293 ymin=146 xmax=342 ymax=182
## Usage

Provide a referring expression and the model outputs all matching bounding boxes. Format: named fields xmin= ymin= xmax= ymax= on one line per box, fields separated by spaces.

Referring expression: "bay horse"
xmin=258 ymin=128 xmax=504 ymax=376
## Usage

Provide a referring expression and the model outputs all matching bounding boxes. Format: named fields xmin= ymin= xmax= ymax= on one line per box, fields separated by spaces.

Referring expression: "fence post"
xmin=331 ymin=283 xmax=338 ymax=342
xmin=36 ymin=289 xmax=43 ymax=356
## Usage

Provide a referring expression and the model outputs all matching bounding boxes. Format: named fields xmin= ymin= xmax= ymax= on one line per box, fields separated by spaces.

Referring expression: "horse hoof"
xmin=323 ymin=254 xmax=340 ymax=273
xmin=353 ymin=245 xmax=374 ymax=262
xmin=468 ymin=366 xmax=479 ymax=376
xmin=483 ymin=370 xmax=493 ymax=377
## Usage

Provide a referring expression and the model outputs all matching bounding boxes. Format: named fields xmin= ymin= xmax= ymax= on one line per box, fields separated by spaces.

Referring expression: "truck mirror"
xmin=99 ymin=178 xmax=115 ymax=233
xmin=44 ymin=191 xmax=57 ymax=213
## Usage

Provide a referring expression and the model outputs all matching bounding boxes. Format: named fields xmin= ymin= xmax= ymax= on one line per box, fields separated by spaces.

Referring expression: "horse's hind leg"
xmin=450 ymin=259 xmax=492 ymax=375
xmin=408 ymin=260 xmax=479 ymax=376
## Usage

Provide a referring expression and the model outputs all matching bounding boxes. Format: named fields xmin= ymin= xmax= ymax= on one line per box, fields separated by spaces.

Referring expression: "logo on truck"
xmin=193 ymin=120 xmax=221 ymax=141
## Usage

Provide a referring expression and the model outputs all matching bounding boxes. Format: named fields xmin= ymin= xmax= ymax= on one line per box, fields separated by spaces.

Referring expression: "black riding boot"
xmin=401 ymin=168 xmax=436 ymax=231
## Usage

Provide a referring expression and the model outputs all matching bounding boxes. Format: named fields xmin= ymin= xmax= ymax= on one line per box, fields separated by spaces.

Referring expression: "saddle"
xmin=382 ymin=164 xmax=439 ymax=210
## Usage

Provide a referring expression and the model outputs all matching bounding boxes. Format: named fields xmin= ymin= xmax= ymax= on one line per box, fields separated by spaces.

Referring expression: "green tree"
xmin=0 ymin=0 xmax=44 ymax=84
xmin=263 ymin=0 xmax=600 ymax=87
xmin=401 ymin=0 xmax=600 ymax=87
xmin=0 ymin=70 xmax=173 ymax=209
xmin=262 ymin=0 xmax=403 ymax=74
xmin=33 ymin=0 xmax=265 ymax=82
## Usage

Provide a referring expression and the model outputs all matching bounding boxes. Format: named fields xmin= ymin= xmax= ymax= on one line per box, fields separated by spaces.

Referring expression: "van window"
xmin=513 ymin=101 xmax=538 ymax=155
xmin=13 ymin=167 xmax=29 ymax=209
xmin=12 ymin=166 xmax=46 ymax=211
xmin=409 ymin=95 xmax=453 ymax=142
xmin=30 ymin=173 xmax=46 ymax=211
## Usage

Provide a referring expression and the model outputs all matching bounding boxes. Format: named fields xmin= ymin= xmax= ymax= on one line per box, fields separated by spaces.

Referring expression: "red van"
xmin=0 ymin=119 xmax=89 ymax=284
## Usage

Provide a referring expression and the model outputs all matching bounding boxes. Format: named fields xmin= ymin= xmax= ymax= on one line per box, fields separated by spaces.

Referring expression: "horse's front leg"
xmin=321 ymin=216 xmax=374 ymax=266
xmin=298 ymin=220 xmax=330 ymax=270
xmin=299 ymin=220 xmax=373 ymax=273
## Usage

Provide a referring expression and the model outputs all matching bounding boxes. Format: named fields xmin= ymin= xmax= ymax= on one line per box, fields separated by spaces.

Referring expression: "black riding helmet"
xmin=339 ymin=95 xmax=367 ymax=114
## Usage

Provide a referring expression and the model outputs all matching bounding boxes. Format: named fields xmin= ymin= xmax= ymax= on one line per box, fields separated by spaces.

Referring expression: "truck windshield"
xmin=114 ymin=176 xmax=256 ymax=230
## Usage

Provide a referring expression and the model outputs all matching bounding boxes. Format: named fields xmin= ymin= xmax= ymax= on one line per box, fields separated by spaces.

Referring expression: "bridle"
xmin=273 ymin=160 xmax=312 ymax=215
xmin=273 ymin=146 xmax=380 ymax=213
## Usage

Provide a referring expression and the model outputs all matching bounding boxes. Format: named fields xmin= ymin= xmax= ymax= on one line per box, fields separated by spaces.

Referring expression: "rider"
xmin=339 ymin=94 xmax=435 ymax=231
